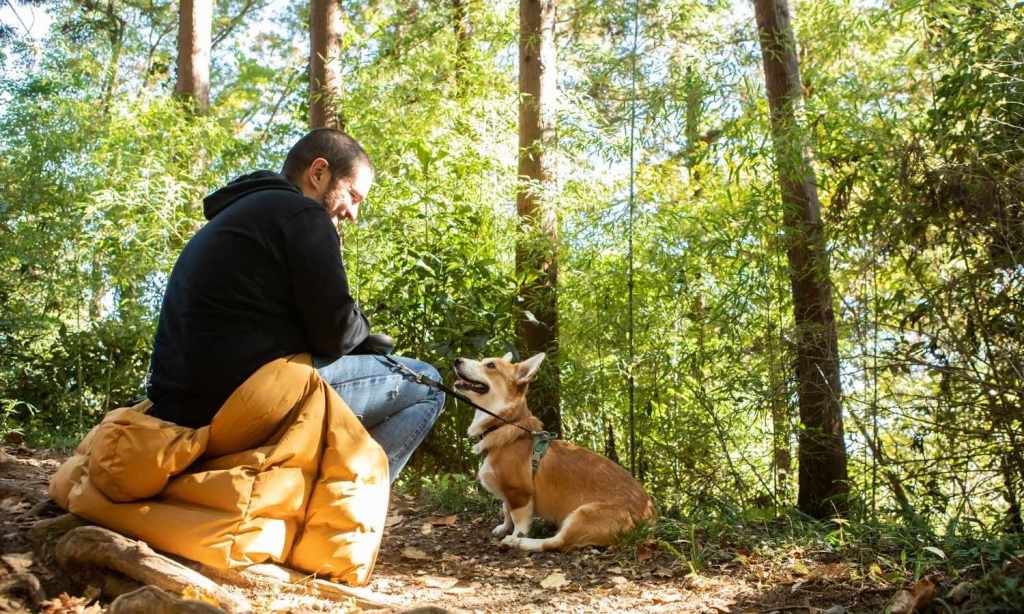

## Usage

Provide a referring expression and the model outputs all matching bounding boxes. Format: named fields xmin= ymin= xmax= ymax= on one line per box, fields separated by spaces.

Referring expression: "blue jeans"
xmin=314 ymin=354 xmax=445 ymax=484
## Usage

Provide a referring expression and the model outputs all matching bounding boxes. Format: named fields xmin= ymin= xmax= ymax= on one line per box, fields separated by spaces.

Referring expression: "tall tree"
xmin=516 ymin=0 xmax=560 ymax=434
xmin=754 ymin=0 xmax=849 ymax=518
xmin=175 ymin=0 xmax=212 ymax=113
xmin=309 ymin=0 xmax=343 ymax=129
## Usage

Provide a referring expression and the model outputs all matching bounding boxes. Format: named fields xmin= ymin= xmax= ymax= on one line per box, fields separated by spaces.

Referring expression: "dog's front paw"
xmin=501 ymin=534 xmax=521 ymax=548
xmin=492 ymin=523 xmax=512 ymax=537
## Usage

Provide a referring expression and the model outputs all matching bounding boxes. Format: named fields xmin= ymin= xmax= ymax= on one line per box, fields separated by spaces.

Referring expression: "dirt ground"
xmin=0 ymin=445 xmax=897 ymax=613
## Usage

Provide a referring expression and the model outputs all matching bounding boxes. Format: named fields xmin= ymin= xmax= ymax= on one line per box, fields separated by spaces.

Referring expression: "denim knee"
xmin=405 ymin=359 xmax=445 ymax=415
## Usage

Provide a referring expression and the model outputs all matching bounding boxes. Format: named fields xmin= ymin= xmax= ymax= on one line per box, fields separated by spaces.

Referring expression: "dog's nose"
xmin=454 ymin=358 xmax=464 ymax=368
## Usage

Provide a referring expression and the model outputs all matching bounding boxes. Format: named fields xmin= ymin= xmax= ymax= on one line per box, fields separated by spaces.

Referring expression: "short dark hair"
xmin=281 ymin=128 xmax=373 ymax=184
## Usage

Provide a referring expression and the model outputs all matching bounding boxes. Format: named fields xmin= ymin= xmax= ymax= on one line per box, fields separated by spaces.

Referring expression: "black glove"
xmin=350 ymin=333 xmax=396 ymax=355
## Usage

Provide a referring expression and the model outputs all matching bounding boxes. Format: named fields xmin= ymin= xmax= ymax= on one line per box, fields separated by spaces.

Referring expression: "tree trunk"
xmin=175 ymin=0 xmax=212 ymax=113
xmin=753 ymin=0 xmax=849 ymax=518
xmin=309 ymin=0 xmax=343 ymax=129
xmin=768 ymin=322 xmax=792 ymax=504
xmin=452 ymin=0 xmax=473 ymax=94
xmin=516 ymin=0 xmax=560 ymax=435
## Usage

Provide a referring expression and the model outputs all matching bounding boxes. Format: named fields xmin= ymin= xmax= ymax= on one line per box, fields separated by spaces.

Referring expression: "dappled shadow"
xmin=370 ymin=495 xmax=898 ymax=613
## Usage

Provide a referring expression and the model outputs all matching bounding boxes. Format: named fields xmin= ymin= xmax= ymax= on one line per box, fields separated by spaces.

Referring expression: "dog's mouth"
xmin=453 ymin=366 xmax=490 ymax=395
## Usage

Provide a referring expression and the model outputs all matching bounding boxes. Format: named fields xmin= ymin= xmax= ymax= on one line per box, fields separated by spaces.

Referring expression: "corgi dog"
xmin=454 ymin=352 xmax=655 ymax=552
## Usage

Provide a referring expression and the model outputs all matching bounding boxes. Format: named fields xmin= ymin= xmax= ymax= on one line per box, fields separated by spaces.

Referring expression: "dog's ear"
xmin=515 ymin=353 xmax=546 ymax=385
xmin=502 ymin=352 xmax=514 ymax=362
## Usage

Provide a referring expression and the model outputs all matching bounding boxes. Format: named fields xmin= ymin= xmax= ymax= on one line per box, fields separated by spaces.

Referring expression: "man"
xmin=147 ymin=128 xmax=443 ymax=483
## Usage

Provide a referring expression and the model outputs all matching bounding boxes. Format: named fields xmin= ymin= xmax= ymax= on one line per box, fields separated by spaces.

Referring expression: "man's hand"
xmin=350 ymin=333 xmax=396 ymax=355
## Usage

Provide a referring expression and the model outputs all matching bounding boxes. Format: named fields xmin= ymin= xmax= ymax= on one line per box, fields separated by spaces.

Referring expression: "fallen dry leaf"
xmin=420 ymin=523 xmax=433 ymax=536
xmin=610 ymin=575 xmax=629 ymax=585
xmin=889 ymin=577 xmax=937 ymax=614
xmin=0 ymin=496 xmax=30 ymax=515
xmin=384 ymin=513 xmax=404 ymax=528
xmin=446 ymin=582 xmax=479 ymax=595
xmin=38 ymin=593 xmax=103 ymax=614
xmin=426 ymin=514 xmax=457 ymax=526
xmin=653 ymin=566 xmax=674 ymax=578
xmin=1 ymin=552 xmax=33 ymax=573
xmin=705 ymin=598 xmax=734 ymax=613
xmin=646 ymin=590 xmax=683 ymax=604
xmin=420 ymin=575 xmax=459 ymax=590
xmin=401 ymin=546 xmax=430 ymax=561
xmin=540 ymin=571 xmax=570 ymax=589
xmin=636 ymin=542 xmax=657 ymax=562
xmin=946 ymin=581 xmax=972 ymax=604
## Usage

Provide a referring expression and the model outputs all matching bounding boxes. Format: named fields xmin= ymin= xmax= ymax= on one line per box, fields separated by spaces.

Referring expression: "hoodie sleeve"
xmin=281 ymin=206 xmax=370 ymax=358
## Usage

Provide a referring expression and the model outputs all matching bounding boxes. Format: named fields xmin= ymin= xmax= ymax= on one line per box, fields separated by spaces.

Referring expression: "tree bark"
xmin=309 ymin=0 xmax=343 ymax=129
xmin=516 ymin=0 xmax=560 ymax=435
xmin=54 ymin=526 xmax=251 ymax=613
xmin=175 ymin=0 xmax=212 ymax=113
xmin=753 ymin=0 xmax=849 ymax=518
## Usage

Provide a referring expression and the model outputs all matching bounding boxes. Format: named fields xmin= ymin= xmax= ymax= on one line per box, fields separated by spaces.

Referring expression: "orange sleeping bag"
xmin=49 ymin=354 xmax=389 ymax=586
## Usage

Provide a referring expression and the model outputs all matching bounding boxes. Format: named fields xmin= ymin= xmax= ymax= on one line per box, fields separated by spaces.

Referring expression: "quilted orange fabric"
xmin=49 ymin=354 xmax=389 ymax=586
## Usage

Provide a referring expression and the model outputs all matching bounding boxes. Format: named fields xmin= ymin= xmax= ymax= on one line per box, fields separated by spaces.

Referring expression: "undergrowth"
xmin=405 ymin=471 xmax=498 ymax=515
xmin=611 ymin=507 xmax=1024 ymax=612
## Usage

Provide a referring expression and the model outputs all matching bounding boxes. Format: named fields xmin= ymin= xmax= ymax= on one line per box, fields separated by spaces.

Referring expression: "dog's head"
xmin=454 ymin=352 xmax=545 ymax=434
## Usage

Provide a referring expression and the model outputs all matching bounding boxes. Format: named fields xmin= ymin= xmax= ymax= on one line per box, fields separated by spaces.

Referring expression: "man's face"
xmin=321 ymin=162 xmax=373 ymax=225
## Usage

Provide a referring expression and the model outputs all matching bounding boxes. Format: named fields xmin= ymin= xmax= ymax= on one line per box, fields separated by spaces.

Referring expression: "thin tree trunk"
xmin=768 ymin=323 xmax=792 ymax=504
xmin=516 ymin=0 xmax=560 ymax=434
xmin=452 ymin=0 xmax=473 ymax=94
xmin=754 ymin=0 xmax=849 ymax=518
xmin=175 ymin=0 xmax=212 ymax=113
xmin=309 ymin=0 xmax=343 ymax=129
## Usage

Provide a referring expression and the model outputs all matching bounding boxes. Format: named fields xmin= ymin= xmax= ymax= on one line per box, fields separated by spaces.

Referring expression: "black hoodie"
xmin=146 ymin=171 xmax=370 ymax=427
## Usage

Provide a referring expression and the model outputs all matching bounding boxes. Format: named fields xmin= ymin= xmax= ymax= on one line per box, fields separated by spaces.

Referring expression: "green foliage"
xmin=411 ymin=472 xmax=497 ymax=516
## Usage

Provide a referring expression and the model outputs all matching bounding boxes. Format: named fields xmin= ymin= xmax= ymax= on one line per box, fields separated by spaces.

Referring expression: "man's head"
xmin=282 ymin=128 xmax=374 ymax=224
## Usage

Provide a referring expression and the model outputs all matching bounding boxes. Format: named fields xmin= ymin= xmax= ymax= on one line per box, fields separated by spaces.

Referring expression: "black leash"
xmin=379 ymin=354 xmax=545 ymax=438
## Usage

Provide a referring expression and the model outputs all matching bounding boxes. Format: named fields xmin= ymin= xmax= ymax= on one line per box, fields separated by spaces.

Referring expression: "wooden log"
xmin=54 ymin=526 xmax=251 ymax=614
xmin=108 ymin=585 xmax=228 ymax=614
xmin=192 ymin=561 xmax=398 ymax=610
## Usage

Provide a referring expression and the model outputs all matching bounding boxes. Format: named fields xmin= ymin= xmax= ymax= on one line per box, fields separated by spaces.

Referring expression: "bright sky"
xmin=0 ymin=1 xmax=51 ymax=40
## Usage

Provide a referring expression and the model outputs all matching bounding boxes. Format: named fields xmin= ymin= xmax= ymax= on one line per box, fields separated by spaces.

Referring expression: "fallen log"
xmin=54 ymin=526 xmax=251 ymax=614
xmin=192 ymin=561 xmax=399 ymax=610
xmin=32 ymin=516 xmax=416 ymax=612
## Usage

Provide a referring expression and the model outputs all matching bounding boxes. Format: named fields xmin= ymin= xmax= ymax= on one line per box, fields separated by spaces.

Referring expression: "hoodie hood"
xmin=203 ymin=171 xmax=302 ymax=220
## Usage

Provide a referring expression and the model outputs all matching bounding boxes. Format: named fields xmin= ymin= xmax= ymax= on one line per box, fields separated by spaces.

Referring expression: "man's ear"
xmin=308 ymin=157 xmax=330 ymax=191
xmin=515 ymin=353 xmax=546 ymax=385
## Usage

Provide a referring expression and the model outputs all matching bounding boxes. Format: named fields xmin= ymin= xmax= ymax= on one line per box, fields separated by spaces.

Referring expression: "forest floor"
xmin=0 ymin=444 xmax=1009 ymax=613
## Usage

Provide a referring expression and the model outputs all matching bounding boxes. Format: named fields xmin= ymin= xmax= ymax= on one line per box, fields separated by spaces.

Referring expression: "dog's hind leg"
xmin=492 ymin=501 xmax=514 ymax=537
xmin=505 ymin=503 xmax=633 ymax=552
